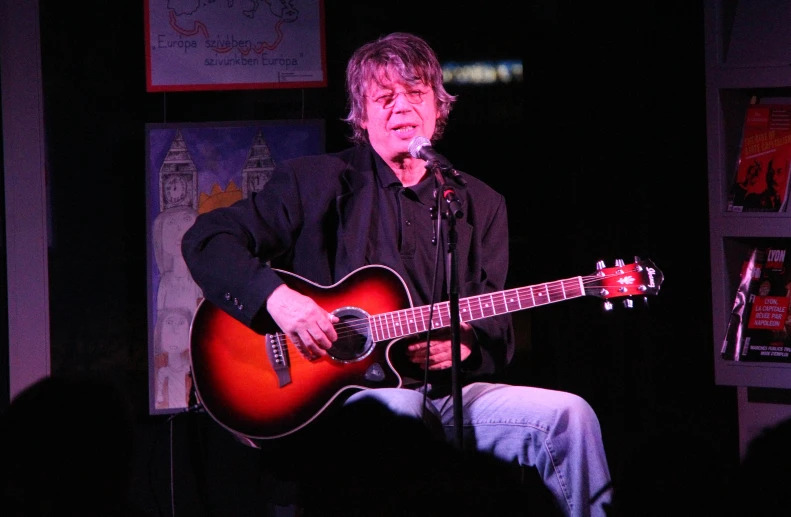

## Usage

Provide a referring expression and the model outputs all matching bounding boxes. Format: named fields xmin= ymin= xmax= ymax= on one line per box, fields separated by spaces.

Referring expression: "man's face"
xmin=361 ymin=78 xmax=438 ymax=162
xmin=760 ymin=281 xmax=771 ymax=296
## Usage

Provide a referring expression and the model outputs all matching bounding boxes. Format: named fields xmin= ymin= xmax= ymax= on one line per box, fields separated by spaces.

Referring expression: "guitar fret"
xmin=394 ymin=311 xmax=403 ymax=337
xmin=505 ymin=289 xmax=521 ymax=312
xmin=548 ymin=281 xmax=565 ymax=303
xmin=493 ymin=291 xmax=506 ymax=315
xmin=464 ymin=296 xmax=477 ymax=320
xmin=522 ymin=287 xmax=534 ymax=308
xmin=398 ymin=309 xmax=410 ymax=337
xmin=570 ymin=277 xmax=584 ymax=298
xmin=404 ymin=308 xmax=417 ymax=335
xmin=370 ymin=315 xmax=381 ymax=341
xmin=480 ymin=293 xmax=492 ymax=317
xmin=373 ymin=314 xmax=382 ymax=340
xmin=379 ymin=314 xmax=388 ymax=340
xmin=392 ymin=310 xmax=403 ymax=338
xmin=417 ymin=306 xmax=427 ymax=333
xmin=386 ymin=312 xmax=396 ymax=339
xmin=394 ymin=310 xmax=403 ymax=337
xmin=534 ymin=284 xmax=549 ymax=305
xmin=459 ymin=299 xmax=470 ymax=322
xmin=380 ymin=313 xmax=389 ymax=340
xmin=489 ymin=293 xmax=496 ymax=315
xmin=562 ymin=280 xmax=576 ymax=301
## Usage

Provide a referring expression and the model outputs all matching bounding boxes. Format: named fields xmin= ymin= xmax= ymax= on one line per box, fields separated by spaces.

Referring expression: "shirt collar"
xmin=372 ymin=151 xmax=402 ymax=188
xmin=371 ymin=150 xmax=438 ymax=203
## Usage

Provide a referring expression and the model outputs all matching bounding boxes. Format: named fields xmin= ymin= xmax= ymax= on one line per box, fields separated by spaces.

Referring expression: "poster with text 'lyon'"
xmin=145 ymin=0 xmax=326 ymax=92
xmin=722 ymin=245 xmax=791 ymax=362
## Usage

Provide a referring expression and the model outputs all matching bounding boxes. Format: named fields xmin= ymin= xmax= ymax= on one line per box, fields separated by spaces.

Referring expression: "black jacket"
xmin=181 ymin=144 xmax=514 ymax=385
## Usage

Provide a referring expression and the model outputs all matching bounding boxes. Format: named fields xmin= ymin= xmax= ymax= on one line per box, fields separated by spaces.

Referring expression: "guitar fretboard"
xmin=369 ymin=276 xmax=585 ymax=341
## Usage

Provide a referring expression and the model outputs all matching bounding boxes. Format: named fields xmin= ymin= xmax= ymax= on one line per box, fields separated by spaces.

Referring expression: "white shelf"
xmin=706 ymin=0 xmax=791 ymax=389
xmin=716 ymin=362 xmax=791 ymax=388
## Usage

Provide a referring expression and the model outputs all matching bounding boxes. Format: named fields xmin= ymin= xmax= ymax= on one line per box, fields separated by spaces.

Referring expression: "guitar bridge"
xmin=265 ymin=333 xmax=292 ymax=387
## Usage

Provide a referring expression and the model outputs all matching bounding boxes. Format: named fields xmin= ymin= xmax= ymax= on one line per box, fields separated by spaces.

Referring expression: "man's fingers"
xmin=320 ymin=316 xmax=338 ymax=342
xmin=291 ymin=332 xmax=325 ymax=360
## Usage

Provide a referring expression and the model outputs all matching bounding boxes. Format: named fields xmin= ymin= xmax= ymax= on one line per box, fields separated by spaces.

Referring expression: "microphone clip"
xmin=422 ymin=157 xmax=466 ymax=187
xmin=443 ymin=167 xmax=466 ymax=187
xmin=443 ymin=185 xmax=464 ymax=219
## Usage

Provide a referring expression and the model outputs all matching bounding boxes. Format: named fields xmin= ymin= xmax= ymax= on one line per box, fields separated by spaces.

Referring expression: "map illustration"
xmin=145 ymin=0 xmax=326 ymax=92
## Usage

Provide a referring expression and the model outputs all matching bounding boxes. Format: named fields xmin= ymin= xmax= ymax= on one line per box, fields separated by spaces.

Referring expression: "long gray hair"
xmin=343 ymin=32 xmax=457 ymax=145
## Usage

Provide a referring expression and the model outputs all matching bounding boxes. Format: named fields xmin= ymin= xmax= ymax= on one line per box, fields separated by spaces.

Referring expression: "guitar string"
xmin=276 ymin=271 xmax=644 ymax=344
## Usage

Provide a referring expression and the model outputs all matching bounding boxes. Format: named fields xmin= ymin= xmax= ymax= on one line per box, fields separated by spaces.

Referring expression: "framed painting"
xmin=145 ymin=119 xmax=324 ymax=414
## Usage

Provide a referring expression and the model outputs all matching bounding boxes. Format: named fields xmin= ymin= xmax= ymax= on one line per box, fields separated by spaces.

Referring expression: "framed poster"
xmin=145 ymin=119 xmax=324 ymax=414
xmin=144 ymin=0 xmax=326 ymax=92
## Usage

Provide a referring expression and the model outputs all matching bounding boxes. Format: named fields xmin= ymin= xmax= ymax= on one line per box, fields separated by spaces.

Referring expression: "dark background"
xmin=9 ymin=1 xmax=737 ymax=515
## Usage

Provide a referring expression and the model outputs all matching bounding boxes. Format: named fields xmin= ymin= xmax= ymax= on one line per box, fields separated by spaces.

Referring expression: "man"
xmin=182 ymin=32 xmax=612 ymax=517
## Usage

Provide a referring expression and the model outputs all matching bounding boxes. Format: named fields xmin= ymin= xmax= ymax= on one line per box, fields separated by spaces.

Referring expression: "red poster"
xmin=728 ymin=104 xmax=791 ymax=212
xmin=722 ymin=245 xmax=791 ymax=361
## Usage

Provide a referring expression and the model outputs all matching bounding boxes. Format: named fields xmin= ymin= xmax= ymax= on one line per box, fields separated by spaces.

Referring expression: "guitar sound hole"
xmin=328 ymin=307 xmax=372 ymax=362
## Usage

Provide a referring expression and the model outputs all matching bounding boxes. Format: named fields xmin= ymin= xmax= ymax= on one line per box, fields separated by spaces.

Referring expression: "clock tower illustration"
xmin=241 ymin=129 xmax=276 ymax=199
xmin=158 ymin=129 xmax=198 ymax=212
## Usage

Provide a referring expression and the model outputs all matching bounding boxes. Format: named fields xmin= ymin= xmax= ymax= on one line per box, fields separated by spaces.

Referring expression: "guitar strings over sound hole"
xmin=327 ymin=307 xmax=373 ymax=362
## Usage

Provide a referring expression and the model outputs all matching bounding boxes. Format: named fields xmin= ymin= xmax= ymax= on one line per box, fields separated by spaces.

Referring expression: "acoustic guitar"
xmin=189 ymin=258 xmax=663 ymax=441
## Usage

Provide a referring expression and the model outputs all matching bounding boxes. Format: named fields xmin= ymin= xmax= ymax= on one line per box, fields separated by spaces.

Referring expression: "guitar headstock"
xmin=585 ymin=257 xmax=664 ymax=309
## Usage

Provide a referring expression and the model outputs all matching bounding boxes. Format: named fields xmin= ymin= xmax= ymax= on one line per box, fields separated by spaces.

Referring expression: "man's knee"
xmin=344 ymin=388 xmax=425 ymax=418
xmin=343 ymin=388 xmax=444 ymax=438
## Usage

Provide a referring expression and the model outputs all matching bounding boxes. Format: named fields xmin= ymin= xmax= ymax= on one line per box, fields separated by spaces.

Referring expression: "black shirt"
xmin=371 ymin=152 xmax=447 ymax=308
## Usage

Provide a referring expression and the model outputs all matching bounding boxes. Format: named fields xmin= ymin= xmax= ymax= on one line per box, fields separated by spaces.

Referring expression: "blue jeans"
xmin=345 ymin=382 xmax=612 ymax=517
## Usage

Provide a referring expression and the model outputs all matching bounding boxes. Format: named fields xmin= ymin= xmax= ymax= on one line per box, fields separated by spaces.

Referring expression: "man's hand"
xmin=404 ymin=322 xmax=475 ymax=370
xmin=266 ymin=284 xmax=339 ymax=358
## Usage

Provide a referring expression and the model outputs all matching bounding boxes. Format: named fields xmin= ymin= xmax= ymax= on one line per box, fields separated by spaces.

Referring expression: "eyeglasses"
xmin=367 ymin=90 xmax=429 ymax=108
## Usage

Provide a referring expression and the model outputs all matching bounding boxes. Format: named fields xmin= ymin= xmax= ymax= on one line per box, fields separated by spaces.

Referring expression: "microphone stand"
xmin=429 ymin=162 xmax=465 ymax=449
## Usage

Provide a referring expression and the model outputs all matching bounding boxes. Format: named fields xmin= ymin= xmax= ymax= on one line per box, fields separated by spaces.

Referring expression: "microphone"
xmin=408 ymin=136 xmax=453 ymax=169
xmin=408 ymin=136 xmax=466 ymax=185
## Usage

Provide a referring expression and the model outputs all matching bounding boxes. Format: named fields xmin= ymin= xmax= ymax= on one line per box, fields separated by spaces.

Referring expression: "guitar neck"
xmin=368 ymin=276 xmax=585 ymax=341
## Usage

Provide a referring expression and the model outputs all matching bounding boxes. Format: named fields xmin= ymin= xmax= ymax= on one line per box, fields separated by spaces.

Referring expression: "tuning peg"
xmin=624 ymin=296 xmax=651 ymax=309
xmin=596 ymin=260 xmax=606 ymax=277
xmin=615 ymin=258 xmax=625 ymax=267
xmin=604 ymin=300 xmax=614 ymax=312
